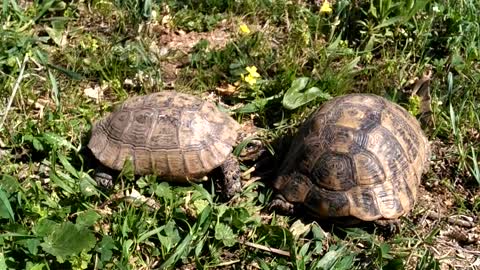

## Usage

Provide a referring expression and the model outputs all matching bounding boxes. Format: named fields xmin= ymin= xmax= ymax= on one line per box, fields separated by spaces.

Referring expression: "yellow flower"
xmin=320 ymin=0 xmax=333 ymax=14
xmin=244 ymin=74 xmax=257 ymax=86
xmin=241 ymin=66 xmax=261 ymax=86
xmin=239 ymin=24 xmax=251 ymax=34
xmin=246 ymin=66 xmax=260 ymax=78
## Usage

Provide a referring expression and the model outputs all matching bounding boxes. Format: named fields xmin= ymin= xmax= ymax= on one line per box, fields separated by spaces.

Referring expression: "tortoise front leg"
xmin=220 ymin=154 xmax=242 ymax=199
xmin=93 ymin=163 xmax=116 ymax=189
xmin=268 ymin=194 xmax=295 ymax=215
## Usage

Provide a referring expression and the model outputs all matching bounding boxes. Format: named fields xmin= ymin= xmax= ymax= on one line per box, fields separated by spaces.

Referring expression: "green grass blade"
xmin=0 ymin=188 xmax=14 ymax=222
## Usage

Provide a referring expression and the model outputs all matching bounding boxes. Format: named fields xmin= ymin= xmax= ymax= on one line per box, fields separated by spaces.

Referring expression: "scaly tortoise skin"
xmin=272 ymin=94 xmax=430 ymax=223
xmin=88 ymin=91 xmax=242 ymax=198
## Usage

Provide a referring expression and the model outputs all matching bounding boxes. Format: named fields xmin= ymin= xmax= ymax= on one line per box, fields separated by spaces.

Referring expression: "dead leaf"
xmin=411 ymin=71 xmax=434 ymax=129
xmin=28 ymin=98 xmax=55 ymax=119
xmin=84 ymin=84 xmax=106 ymax=101
xmin=215 ymin=84 xmax=238 ymax=96
xmin=289 ymin=220 xmax=311 ymax=240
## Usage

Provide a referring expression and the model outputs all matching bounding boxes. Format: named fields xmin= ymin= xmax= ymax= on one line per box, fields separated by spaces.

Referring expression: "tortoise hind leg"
xmin=374 ymin=219 xmax=401 ymax=234
xmin=220 ymin=154 xmax=242 ymax=199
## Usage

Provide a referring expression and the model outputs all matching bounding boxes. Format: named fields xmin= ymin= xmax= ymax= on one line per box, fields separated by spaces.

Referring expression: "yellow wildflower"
xmin=241 ymin=66 xmax=261 ymax=86
xmin=243 ymin=74 xmax=257 ymax=85
xmin=239 ymin=24 xmax=251 ymax=34
xmin=246 ymin=66 xmax=260 ymax=78
xmin=320 ymin=0 xmax=333 ymax=14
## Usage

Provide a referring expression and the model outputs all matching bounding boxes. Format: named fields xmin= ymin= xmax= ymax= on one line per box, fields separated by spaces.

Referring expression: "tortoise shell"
xmin=273 ymin=94 xmax=430 ymax=221
xmin=88 ymin=91 xmax=240 ymax=182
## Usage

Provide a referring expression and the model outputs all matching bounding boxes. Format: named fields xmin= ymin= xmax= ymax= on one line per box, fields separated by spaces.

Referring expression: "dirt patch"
xmin=148 ymin=23 xmax=232 ymax=85
xmin=411 ymin=138 xmax=480 ymax=269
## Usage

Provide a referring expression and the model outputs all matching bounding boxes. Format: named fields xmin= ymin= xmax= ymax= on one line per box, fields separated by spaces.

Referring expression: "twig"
xmin=425 ymin=211 xmax=476 ymax=228
xmin=242 ymin=241 xmax=291 ymax=257
xmin=242 ymin=176 xmax=262 ymax=188
xmin=216 ymin=259 xmax=241 ymax=267
xmin=0 ymin=55 xmax=28 ymax=131
xmin=241 ymin=166 xmax=256 ymax=177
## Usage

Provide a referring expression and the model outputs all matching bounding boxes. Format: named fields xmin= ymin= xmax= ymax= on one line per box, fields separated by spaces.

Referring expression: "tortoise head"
xmin=273 ymin=171 xmax=313 ymax=204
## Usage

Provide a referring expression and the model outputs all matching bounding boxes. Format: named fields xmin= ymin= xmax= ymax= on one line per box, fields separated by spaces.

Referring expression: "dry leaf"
xmin=84 ymin=85 xmax=106 ymax=100
xmin=215 ymin=84 xmax=237 ymax=96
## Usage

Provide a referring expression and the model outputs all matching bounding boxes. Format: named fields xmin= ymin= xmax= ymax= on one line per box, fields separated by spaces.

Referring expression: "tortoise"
xmin=88 ymin=90 xmax=242 ymax=198
xmin=271 ymin=94 xmax=430 ymax=226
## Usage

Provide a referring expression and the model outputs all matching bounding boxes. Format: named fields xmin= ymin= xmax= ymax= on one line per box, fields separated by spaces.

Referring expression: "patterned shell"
xmin=274 ymin=94 xmax=430 ymax=221
xmin=88 ymin=91 xmax=240 ymax=181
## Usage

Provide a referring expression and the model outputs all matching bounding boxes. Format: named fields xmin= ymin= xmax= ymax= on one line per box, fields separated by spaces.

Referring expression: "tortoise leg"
xmin=93 ymin=163 xmax=115 ymax=189
xmin=220 ymin=154 xmax=242 ymax=199
xmin=374 ymin=219 xmax=401 ymax=234
xmin=268 ymin=194 xmax=295 ymax=215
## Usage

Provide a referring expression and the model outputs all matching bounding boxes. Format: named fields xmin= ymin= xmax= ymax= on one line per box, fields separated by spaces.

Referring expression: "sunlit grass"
xmin=0 ymin=0 xmax=479 ymax=269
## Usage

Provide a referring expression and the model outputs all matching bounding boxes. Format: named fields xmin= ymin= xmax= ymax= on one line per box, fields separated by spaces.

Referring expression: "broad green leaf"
xmin=191 ymin=183 xmax=213 ymax=205
xmin=282 ymin=77 xmax=331 ymax=110
xmin=42 ymin=132 xmax=78 ymax=151
xmin=0 ymin=188 xmax=14 ymax=221
xmin=214 ymin=222 xmax=236 ymax=247
xmin=0 ymin=174 xmax=21 ymax=193
xmin=26 ymin=262 xmax=46 ymax=270
xmin=223 ymin=207 xmax=251 ymax=229
xmin=216 ymin=204 xmax=228 ymax=218
xmin=154 ymin=182 xmax=173 ymax=201
xmin=45 ymin=26 xmax=64 ymax=47
xmin=95 ymin=236 xmax=116 ymax=263
xmin=0 ymin=252 xmax=6 ymax=270
xmin=157 ymin=220 xmax=181 ymax=253
xmin=334 ymin=254 xmax=355 ymax=269
xmin=235 ymin=98 xmax=268 ymax=113
xmin=380 ymin=243 xmax=393 ymax=259
xmin=40 ymin=222 xmax=96 ymax=262
xmin=311 ymin=223 xmax=327 ymax=241
xmin=314 ymin=246 xmax=346 ymax=269
xmin=79 ymin=175 xmax=99 ymax=197
xmin=121 ymin=239 xmax=134 ymax=259
xmin=298 ymin=241 xmax=311 ymax=257
xmin=58 ymin=153 xmax=79 ymax=178
xmin=49 ymin=170 xmax=75 ymax=194
xmin=374 ymin=16 xmax=404 ymax=30
xmin=233 ymin=207 xmax=251 ymax=225
xmin=142 ymin=0 xmax=152 ymax=18
xmin=23 ymin=134 xmax=44 ymax=151
xmin=17 ymin=238 xmax=41 ymax=255
xmin=193 ymin=199 xmax=209 ymax=216
xmin=76 ymin=210 xmax=101 ymax=228
xmin=33 ymin=219 xmax=58 ymax=237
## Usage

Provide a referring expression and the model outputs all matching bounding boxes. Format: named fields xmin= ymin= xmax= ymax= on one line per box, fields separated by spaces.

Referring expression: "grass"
xmin=1 ymin=0 xmax=479 ymax=269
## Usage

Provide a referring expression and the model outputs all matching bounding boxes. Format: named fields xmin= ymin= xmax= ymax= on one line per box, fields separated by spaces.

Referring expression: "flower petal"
xmin=320 ymin=0 xmax=333 ymax=13
xmin=240 ymin=24 xmax=251 ymax=34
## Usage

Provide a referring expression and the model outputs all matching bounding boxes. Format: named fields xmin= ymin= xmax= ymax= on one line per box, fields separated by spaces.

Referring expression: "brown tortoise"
xmin=88 ymin=91 xmax=242 ymax=198
xmin=271 ymin=94 xmax=430 ymax=226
